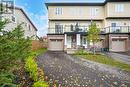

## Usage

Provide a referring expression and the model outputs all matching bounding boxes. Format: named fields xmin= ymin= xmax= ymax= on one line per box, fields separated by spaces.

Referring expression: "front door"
xmin=71 ymin=35 xmax=76 ymax=49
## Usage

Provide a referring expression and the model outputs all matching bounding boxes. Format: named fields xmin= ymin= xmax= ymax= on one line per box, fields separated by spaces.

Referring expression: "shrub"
xmin=75 ymin=49 xmax=91 ymax=55
xmin=25 ymin=56 xmax=38 ymax=81
xmin=0 ymin=72 xmax=18 ymax=87
xmin=33 ymin=80 xmax=48 ymax=87
xmin=0 ymin=19 xmax=31 ymax=70
xmin=0 ymin=19 xmax=31 ymax=86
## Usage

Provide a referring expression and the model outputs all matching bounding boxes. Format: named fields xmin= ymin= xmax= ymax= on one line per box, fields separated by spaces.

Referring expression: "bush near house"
xmin=0 ymin=19 xmax=48 ymax=86
xmin=25 ymin=55 xmax=49 ymax=87
xmin=33 ymin=80 xmax=48 ymax=87
xmin=25 ymin=56 xmax=38 ymax=81
xmin=0 ymin=19 xmax=31 ymax=86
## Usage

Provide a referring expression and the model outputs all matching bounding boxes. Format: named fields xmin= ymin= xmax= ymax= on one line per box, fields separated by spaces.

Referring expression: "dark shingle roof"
xmin=45 ymin=0 xmax=130 ymax=8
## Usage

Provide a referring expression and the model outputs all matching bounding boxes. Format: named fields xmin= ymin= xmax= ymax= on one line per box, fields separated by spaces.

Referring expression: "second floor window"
xmin=115 ymin=4 xmax=124 ymax=12
xmin=70 ymin=8 xmax=83 ymax=16
xmin=55 ymin=23 xmax=63 ymax=33
xmin=29 ymin=24 xmax=31 ymax=31
xmin=55 ymin=8 xmax=63 ymax=15
xmin=11 ymin=16 xmax=16 ymax=22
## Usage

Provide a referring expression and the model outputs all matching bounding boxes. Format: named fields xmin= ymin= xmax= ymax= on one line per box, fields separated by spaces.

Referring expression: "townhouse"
xmin=46 ymin=0 xmax=130 ymax=53
xmin=0 ymin=7 xmax=37 ymax=40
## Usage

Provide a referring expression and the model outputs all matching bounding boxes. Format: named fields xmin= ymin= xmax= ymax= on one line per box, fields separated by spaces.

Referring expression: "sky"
xmin=15 ymin=0 xmax=105 ymax=37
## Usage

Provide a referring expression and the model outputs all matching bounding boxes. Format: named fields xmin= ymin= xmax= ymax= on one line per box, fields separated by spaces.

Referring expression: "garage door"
xmin=111 ymin=39 xmax=125 ymax=52
xmin=49 ymin=39 xmax=63 ymax=51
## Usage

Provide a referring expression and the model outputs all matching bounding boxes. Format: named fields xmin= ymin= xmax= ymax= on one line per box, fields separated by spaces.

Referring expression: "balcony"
xmin=48 ymin=25 xmax=89 ymax=34
xmin=101 ymin=26 xmax=130 ymax=34
xmin=48 ymin=26 xmax=130 ymax=34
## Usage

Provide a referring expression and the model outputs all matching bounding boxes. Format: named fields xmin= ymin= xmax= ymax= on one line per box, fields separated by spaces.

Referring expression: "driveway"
xmin=118 ymin=52 xmax=130 ymax=56
xmin=37 ymin=51 xmax=130 ymax=87
xmin=105 ymin=52 xmax=130 ymax=66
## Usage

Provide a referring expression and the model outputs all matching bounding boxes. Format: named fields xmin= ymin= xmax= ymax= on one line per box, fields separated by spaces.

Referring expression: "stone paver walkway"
xmin=37 ymin=51 xmax=130 ymax=87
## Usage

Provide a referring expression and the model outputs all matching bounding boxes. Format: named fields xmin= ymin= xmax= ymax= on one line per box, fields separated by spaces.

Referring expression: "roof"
xmin=106 ymin=0 xmax=130 ymax=2
xmin=45 ymin=3 xmax=105 ymax=7
xmin=15 ymin=7 xmax=38 ymax=31
xmin=45 ymin=0 xmax=130 ymax=8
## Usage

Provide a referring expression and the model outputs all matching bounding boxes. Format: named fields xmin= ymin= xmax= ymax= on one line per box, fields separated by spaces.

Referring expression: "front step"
xmin=66 ymin=49 xmax=77 ymax=54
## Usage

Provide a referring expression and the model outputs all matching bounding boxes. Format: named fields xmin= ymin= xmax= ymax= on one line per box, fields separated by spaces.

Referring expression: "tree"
xmin=0 ymin=19 xmax=32 ymax=86
xmin=0 ymin=19 xmax=31 ymax=70
xmin=87 ymin=22 xmax=100 ymax=55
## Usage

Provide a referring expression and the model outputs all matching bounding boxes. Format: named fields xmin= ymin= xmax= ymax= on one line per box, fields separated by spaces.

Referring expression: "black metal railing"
xmin=48 ymin=26 xmax=130 ymax=34
xmin=101 ymin=26 xmax=130 ymax=34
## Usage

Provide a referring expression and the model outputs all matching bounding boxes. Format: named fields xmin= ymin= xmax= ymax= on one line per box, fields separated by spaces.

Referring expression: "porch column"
xmin=76 ymin=34 xmax=81 ymax=47
xmin=64 ymin=34 xmax=67 ymax=51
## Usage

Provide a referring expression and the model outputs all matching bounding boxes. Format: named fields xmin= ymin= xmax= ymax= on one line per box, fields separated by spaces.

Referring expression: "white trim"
xmin=64 ymin=34 xmax=67 ymax=45
xmin=76 ymin=34 xmax=81 ymax=45
xmin=111 ymin=37 xmax=128 ymax=39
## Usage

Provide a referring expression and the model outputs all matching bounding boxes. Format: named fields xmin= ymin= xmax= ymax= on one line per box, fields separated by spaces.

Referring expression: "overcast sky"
xmin=15 ymin=0 xmax=105 ymax=37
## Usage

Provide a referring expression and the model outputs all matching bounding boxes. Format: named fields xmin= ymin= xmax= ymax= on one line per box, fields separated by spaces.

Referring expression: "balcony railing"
xmin=101 ymin=26 xmax=130 ymax=34
xmin=48 ymin=26 xmax=130 ymax=34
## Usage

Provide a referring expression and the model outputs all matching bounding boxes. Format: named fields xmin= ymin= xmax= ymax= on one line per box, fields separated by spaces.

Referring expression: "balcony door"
xmin=111 ymin=22 xmax=120 ymax=32
xmin=55 ymin=23 xmax=63 ymax=34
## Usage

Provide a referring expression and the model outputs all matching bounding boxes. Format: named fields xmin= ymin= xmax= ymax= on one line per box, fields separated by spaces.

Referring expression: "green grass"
xmin=31 ymin=48 xmax=47 ymax=57
xmin=77 ymin=54 xmax=130 ymax=71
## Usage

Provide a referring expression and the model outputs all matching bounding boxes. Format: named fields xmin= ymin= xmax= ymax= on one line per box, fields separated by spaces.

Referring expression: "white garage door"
xmin=111 ymin=39 xmax=125 ymax=52
xmin=49 ymin=39 xmax=63 ymax=51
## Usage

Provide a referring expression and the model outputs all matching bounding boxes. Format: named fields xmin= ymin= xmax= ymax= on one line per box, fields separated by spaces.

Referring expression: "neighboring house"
xmin=46 ymin=0 xmax=130 ymax=53
xmin=0 ymin=7 xmax=37 ymax=40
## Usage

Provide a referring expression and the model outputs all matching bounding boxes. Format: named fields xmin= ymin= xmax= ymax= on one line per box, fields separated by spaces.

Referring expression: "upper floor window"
xmin=90 ymin=8 xmax=98 ymax=17
xmin=115 ymin=4 xmax=124 ymax=12
xmin=0 ymin=16 xmax=4 ymax=20
xmin=11 ymin=16 xmax=16 ymax=22
xmin=29 ymin=24 xmax=31 ymax=31
xmin=70 ymin=8 xmax=83 ymax=16
xmin=55 ymin=23 xmax=63 ymax=33
xmin=55 ymin=8 xmax=63 ymax=15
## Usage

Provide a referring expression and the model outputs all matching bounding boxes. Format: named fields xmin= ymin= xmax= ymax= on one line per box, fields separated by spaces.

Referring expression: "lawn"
xmin=77 ymin=54 xmax=130 ymax=71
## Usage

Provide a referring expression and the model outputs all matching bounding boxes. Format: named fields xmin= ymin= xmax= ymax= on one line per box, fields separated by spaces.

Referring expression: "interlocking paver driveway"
xmin=37 ymin=51 xmax=130 ymax=87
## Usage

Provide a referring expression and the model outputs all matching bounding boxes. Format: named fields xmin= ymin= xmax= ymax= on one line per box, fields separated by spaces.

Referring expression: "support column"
xmin=76 ymin=34 xmax=81 ymax=48
xmin=64 ymin=34 xmax=67 ymax=51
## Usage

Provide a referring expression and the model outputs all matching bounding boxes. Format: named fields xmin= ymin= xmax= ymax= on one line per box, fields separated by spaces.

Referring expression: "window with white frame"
xmin=90 ymin=8 xmax=98 ymax=17
xmin=0 ymin=16 xmax=3 ymax=20
xmin=115 ymin=4 xmax=124 ymax=12
xmin=70 ymin=8 xmax=83 ymax=16
xmin=11 ymin=16 xmax=16 ymax=22
xmin=29 ymin=24 xmax=31 ymax=31
xmin=55 ymin=23 xmax=63 ymax=33
xmin=55 ymin=8 xmax=63 ymax=15
xmin=78 ymin=8 xmax=83 ymax=16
